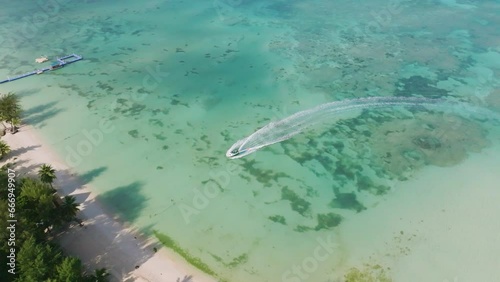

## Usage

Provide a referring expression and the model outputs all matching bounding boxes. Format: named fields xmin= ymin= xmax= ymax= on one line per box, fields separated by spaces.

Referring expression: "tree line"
xmin=0 ymin=92 xmax=22 ymax=160
xmin=0 ymin=92 xmax=110 ymax=281
xmin=0 ymin=93 xmax=22 ymax=134
xmin=0 ymin=164 xmax=110 ymax=281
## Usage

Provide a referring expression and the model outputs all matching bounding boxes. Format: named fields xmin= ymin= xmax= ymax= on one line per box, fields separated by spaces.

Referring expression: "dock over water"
xmin=0 ymin=54 xmax=83 ymax=84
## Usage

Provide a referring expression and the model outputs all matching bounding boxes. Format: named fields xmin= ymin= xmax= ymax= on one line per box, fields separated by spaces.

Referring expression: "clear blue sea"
xmin=1 ymin=0 xmax=499 ymax=281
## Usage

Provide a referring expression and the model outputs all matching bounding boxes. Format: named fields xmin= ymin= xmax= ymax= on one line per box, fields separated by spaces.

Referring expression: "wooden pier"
xmin=0 ymin=54 xmax=83 ymax=84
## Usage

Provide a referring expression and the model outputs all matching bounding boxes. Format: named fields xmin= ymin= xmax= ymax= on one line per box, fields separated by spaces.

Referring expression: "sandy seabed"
xmin=335 ymin=141 xmax=500 ymax=282
xmin=1 ymin=125 xmax=216 ymax=282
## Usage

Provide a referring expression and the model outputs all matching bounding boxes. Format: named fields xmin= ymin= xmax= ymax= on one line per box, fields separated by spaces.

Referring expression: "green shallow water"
xmin=1 ymin=0 xmax=500 ymax=281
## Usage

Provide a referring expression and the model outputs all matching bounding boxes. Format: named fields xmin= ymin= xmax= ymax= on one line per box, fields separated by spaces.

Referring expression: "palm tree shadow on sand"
xmin=54 ymin=180 xmax=172 ymax=281
xmin=22 ymin=101 xmax=65 ymax=129
xmin=54 ymin=166 xmax=108 ymax=195
xmin=16 ymin=88 xmax=42 ymax=98
xmin=98 ymin=181 xmax=148 ymax=223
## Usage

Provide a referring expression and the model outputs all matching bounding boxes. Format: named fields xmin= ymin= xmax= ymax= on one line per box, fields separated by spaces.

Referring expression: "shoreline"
xmin=1 ymin=124 xmax=217 ymax=282
xmin=3 ymin=116 xmax=499 ymax=282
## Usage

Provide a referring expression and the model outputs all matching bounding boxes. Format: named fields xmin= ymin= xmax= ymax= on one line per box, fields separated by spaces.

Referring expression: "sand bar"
xmin=336 ymin=142 xmax=500 ymax=282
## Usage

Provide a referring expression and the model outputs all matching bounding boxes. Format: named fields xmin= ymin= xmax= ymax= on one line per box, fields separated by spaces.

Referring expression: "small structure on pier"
xmin=50 ymin=61 xmax=63 ymax=70
xmin=0 ymin=54 xmax=83 ymax=84
xmin=35 ymin=56 xmax=48 ymax=63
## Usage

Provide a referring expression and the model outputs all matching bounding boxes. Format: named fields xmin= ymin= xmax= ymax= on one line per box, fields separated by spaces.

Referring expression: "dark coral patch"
xmin=395 ymin=75 xmax=449 ymax=98
xmin=281 ymin=186 xmax=311 ymax=216
xmin=329 ymin=192 xmax=366 ymax=213
xmin=315 ymin=212 xmax=343 ymax=230
xmin=128 ymin=130 xmax=139 ymax=138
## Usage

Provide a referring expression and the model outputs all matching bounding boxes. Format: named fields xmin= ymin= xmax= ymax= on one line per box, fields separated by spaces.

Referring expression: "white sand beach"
xmin=1 ymin=124 xmax=217 ymax=282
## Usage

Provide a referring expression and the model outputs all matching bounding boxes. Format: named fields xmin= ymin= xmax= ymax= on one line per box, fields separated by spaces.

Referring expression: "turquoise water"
xmin=1 ymin=0 xmax=500 ymax=281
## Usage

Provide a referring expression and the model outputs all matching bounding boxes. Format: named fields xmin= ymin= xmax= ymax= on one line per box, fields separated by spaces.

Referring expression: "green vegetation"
xmin=153 ymin=231 xmax=218 ymax=277
xmin=0 ymin=164 xmax=109 ymax=281
xmin=294 ymin=225 xmax=313 ymax=232
xmin=0 ymin=106 xmax=109 ymax=281
xmin=210 ymin=253 xmax=249 ymax=268
xmin=344 ymin=264 xmax=392 ymax=282
xmin=315 ymin=212 xmax=343 ymax=230
xmin=356 ymin=175 xmax=391 ymax=195
xmin=91 ymin=268 xmax=111 ymax=282
xmin=0 ymin=140 xmax=10 ymax=159
xmin=329 ymin=192 xmax=366 ymax=213
xmin=395 ymin=75 xmax=449 ymax=98
xmin=268 ymin=215 xmax=287 ymax=225
xmin=128 ymin=129 xmax=139 ymax=138
xmin=227 ymin=253 xmax=248 ymax=268
xmin=0 ymin=92 xmax=22 ymax=133
xmin=38 ymin=164 xmax=57 ymax=187
xmin=240 ymin=159 xmax=289 ymax=187
xmin=281 ymin=186 xmax=311 ymax=216
xmin=59 ymin=195 xmax=80 ymax=223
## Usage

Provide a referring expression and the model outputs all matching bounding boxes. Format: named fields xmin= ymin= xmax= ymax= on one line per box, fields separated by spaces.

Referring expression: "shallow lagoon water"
xmin=1 ymin=0 xmax=500 ymax=281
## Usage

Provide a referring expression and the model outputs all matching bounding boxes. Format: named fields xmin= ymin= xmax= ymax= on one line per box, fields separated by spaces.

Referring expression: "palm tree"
xmin=1 ymin=163 xmax=12 ymax=172
xmin=60 ymin=195 xmax=80 ymax=222
xmin=0 ymin=93 xmax=22 ymax=133
xmin=11 ymin=116 xmax=21 ymax=133
xmin=0 ymin=140 xmax=10 ymax=159
xmin=38 ymin=164 xmax=56 ymax=187
xmin=0 ymin=122 xmax=6 ymax=136
xmin=92 ymin=268 xmax=110 ymax=282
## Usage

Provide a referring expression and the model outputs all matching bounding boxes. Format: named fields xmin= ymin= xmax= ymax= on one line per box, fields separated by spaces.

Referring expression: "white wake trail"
xmin=225 ymin=96 xmax=496 ymax=159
